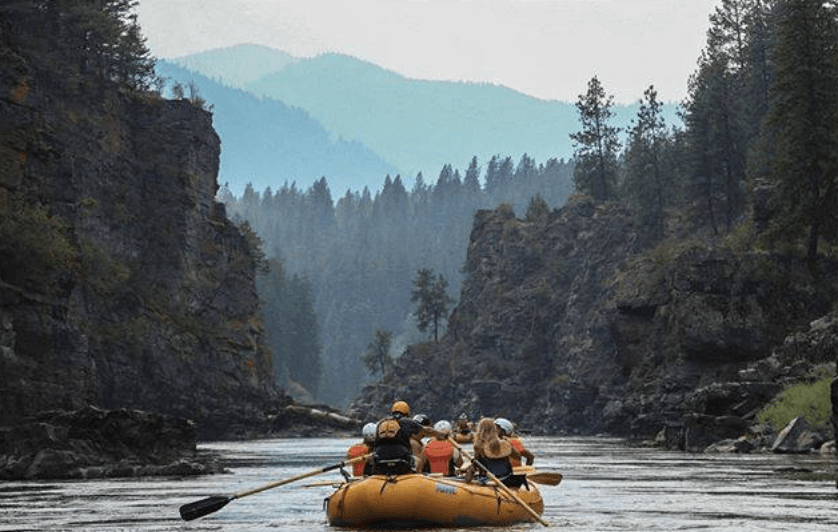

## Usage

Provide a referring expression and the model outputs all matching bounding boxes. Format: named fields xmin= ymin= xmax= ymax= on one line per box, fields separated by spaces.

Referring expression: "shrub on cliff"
xmin=0 ymin=192 xmax=75 ymax=295
xmin=758 ymin=374 xmax=833 ymax=433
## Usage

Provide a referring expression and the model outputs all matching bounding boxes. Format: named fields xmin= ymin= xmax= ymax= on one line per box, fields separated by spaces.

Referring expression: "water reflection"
xmin=0 ymin=437 xmax=834 ymax=531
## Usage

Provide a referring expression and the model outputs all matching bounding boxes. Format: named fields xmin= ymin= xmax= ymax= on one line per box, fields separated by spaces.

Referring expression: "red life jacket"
xmin=347 ymin=443 xmax=371 ymax=476
xmin=508 ymin=437 xmax=525 ymax=467
xmin=423 ymin=440 xmax=454 ymax=475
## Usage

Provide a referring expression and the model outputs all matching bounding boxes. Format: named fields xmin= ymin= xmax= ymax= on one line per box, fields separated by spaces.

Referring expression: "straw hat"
xmin=482 ymin=438 xmax=513 ymax=459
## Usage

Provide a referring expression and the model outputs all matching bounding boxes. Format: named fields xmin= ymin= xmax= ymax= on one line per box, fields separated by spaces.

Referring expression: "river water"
xmin=1 ymin=437 xmax=835 ymax=531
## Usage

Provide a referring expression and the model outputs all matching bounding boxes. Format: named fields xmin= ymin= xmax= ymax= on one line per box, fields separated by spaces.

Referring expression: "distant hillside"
xmin=156 ymin=61 xmax=398 ymax=195
xmin=170 ymin=44 xmax=299 ymax=87
xmin=170 ymin=45 xmax=680 ymax=193
xmin=244 ymin=52 xmax=580 ymax=181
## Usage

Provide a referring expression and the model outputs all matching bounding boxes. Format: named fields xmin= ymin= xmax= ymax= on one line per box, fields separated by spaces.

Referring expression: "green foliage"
xmin=361 ymin=328 xmax=393 ymax=379
xmin=758 ymin=375 xmax=833 ymax=433
xmin=239 ymin=221 xmax=269 ymax=274
xmin=0 ymin=191 xmax=75 ymax=294
xmin=10 ymin=0 xmax=156 ymax=91
xmin=257 ymin=257 xmax=322 ymax=394
xmin=621 ymin=85 xmax=675 ymax=243
xmin=224 ymin=154 xmax=573 ymax=405
xmin=680 ymin=0 xmax=760 ymax=235
xmin=758 ymin=0 xmax=838 ymax=269
xmin=525 ymin=194 xmax=551 ymax=221
xmin=411 ymin=267 xmax=454 ymax=342
xmin=570 ymin=76 xmax=621 ymax=201
xmin=78 ymin=238 xmax=130 ymax=296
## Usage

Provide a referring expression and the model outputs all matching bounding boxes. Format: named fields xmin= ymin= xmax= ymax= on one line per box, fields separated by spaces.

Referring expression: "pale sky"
xmin=136 ymin=0 xmax=719 ymax=103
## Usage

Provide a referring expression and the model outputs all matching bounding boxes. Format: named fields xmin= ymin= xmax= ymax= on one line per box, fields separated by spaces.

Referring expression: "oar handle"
xmin=234 ymin=452 xmax=374 ymax=499
xmin=448 ymin=437 xmax=549 ymax=527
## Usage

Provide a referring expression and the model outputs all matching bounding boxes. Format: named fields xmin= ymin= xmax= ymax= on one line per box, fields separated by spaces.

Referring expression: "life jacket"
xmin=475 ymin=456 xmax=513 ymax=480
xmin=377 ymin=418 xmax=401 ymax=439
xmin=508 ymin=437 xmax=525 ymax=467
xmin=423 ymin=440 xmax=454 ymax=475
xmin=347 ymin=442 xmax=371 ymax=476
xmin=372 ymin=416 xmax=418 ymax=474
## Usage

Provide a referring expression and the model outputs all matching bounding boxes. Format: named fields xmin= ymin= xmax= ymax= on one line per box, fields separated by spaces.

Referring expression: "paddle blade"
xmin=179 ymin=495 xmax=233 ymax=521
xmin=527 ymin=472 xmax=563 ymax=486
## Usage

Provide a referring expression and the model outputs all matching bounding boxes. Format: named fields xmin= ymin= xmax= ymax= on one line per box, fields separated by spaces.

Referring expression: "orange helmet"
xmin=391 ymin=400 xmax=411 ymax=416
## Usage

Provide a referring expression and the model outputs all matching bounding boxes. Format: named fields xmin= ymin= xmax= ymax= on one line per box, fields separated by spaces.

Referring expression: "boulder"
xmin=0 ymin=406 xmax=222 ymax=480
xmin=683 ymin=414 xmax=749 ymax=453
xmin=771 ymin=416 xmax=825 ymax=454
xmin=704 ymin=436 xmax=753 ymax=453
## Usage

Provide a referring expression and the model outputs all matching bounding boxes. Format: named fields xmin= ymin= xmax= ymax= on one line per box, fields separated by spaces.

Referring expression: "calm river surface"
xmin=1 ymin=437 xmax=836 ymax=531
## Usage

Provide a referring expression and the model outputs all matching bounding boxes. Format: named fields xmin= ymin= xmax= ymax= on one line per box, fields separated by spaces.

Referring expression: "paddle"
xmin=526 ymin=471 xmax=563 ymax=486
xmin=448 ymin=437 xmax=549 ymax=527
xmin=179 ymin=453 xmax=373 ymax=521
xmin=513 ymin=466 xmax=564 ymax=486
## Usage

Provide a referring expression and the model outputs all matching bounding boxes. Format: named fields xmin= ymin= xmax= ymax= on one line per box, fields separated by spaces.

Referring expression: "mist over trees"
xmin=222 ymin=156 xmax=574 ymax=405
xmin=222 ymin=0 xmax=838 ymax=407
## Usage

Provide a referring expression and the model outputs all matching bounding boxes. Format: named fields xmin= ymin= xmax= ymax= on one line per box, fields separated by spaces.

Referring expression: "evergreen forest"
xmin=221 ymin=0 xmax=838 ymax=407
xmin=6 ymin=0 xmax=837 ymax=414
xmin=221 ymin=157 xmax=575 ymax=405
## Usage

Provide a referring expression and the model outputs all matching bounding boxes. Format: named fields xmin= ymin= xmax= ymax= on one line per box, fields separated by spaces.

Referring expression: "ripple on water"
xmin=0 ymin=436 xmax=835 ymax=532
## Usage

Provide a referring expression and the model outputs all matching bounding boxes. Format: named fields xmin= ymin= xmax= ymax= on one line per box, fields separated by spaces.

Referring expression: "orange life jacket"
xmin=347 ymin=442 xmax=371 ymax=476
xmin=508 ymin=437 xmax=525 ymax=467
xmin=423 ymin=439 xmax=454 ymax=475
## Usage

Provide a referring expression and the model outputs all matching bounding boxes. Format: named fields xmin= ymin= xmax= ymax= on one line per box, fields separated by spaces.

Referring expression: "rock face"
xmin=0 ymin=5 xmax=278 ymax=439
xmin=350 ymin=196 xmax=838 ymax=444
xmin=0 ymin=406 xmax=222 ymax=480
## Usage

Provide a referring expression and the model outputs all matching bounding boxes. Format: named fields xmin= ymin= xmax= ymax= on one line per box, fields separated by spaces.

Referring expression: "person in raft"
xmin=465 ymin=417 xmax=527 ymax=488
xmin=495 ymin=417 xmax=534 ymax=467
xmin=421 ymin=420 xmax=463 ymax=476
xmin=370 ymin=401 xmax=444 ymax=475
xmin=452 ymin=412 xmax=475 ymax=443
xmin=411 ymin=413 xmax=432 ymax=462
xmin=346 ymin=422 xmax=377 ymax=476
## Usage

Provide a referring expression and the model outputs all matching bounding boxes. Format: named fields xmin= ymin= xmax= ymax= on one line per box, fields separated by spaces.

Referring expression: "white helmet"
xmin=434 ymin=420 xmax=452 ymax=435
xmin=362 ymin=422 xmax=377 ymax=443
xmin=495 ymin=417 xmax=514 ymax=436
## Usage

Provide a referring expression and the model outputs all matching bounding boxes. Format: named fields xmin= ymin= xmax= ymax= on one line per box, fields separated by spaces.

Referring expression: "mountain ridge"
xmin=156 ymin=60 xmax=399 ymax=196
xmin=168 ymin=45 xmax=680 ymax=197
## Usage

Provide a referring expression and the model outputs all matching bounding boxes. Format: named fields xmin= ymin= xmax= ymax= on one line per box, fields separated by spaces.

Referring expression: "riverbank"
xmin=0 ymin=406 xmax=222 ymax=480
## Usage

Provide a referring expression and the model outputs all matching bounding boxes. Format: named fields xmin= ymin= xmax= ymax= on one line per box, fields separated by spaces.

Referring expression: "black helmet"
xmin=413 ymin=413 xmax=431 ymax=426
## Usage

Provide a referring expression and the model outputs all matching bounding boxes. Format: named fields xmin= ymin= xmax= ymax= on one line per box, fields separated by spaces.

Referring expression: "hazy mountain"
xmin=156 ymin=61 xmax=398 ymax=195
xmin=170 ymin=44 xmax=300 ymax=87
xmin=244 ymin=52 xmax=580 ymax=182
xmin=169 ymin=45 xmax=680 ymax=196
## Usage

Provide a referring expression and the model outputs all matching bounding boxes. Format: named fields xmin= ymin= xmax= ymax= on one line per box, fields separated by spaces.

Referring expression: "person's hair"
xmin=473 ymin=417 xmax=499 ymax=456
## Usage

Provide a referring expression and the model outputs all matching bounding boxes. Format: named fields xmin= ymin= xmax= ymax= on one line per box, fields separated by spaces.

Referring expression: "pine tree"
xmin=257 ymin=258 xmax=323 ymax=394
xmin=464 ymin=156 xmax=482 ymax=195
xmin=759 ymin=0 xmax=838 ymax=269
xmin=570 ymin=76 xmax=621 ymax=201
xmin=362 ymin=329 xmax=393 ymax=379
xmin=411 ymin=268 xmax=453 ymax=343
xmin=622 ymin=85 xmax=670 ymax=242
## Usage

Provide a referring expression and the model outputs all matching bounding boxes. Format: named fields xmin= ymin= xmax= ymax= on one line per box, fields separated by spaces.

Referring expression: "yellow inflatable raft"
xmin=325 ymin=474 xmax=544 ymax=528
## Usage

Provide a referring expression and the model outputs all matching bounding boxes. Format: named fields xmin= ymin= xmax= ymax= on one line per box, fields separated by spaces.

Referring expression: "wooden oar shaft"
xmin=235 ymin=452 xmax=373 ymax=498
xmin=448 ymin=437 xmax=549 ymax=527
xmin=180 ymin=453 xmax=373 ymax=521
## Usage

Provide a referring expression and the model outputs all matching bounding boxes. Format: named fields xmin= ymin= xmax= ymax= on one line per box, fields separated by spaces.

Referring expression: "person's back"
xmin=371 ymin=401 xmax=421 ymax=475
xmin=452 ymin=413 xmax=474 ymax=443
xmin=468 ymin=417 xmax=523 ymax=487
xmin=422 ymin=420 xmax=461 ymax=475
xmin=495 ymin=418 xmax=534 ymax=468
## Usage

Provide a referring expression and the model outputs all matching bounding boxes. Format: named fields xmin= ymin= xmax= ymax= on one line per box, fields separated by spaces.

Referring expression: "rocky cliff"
xmin=351 ymin=196 xmax=838 ymax=445
xmin=0 ymin=6 xmax=279 ymax=439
